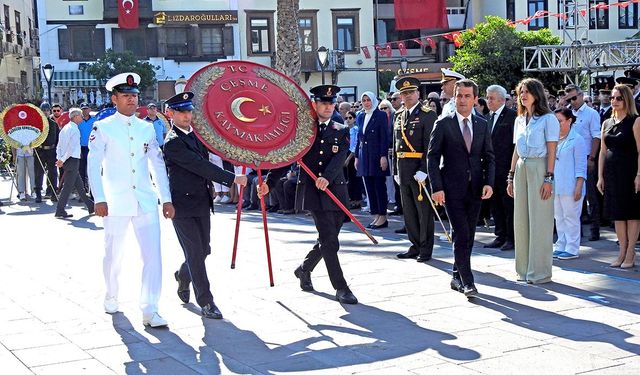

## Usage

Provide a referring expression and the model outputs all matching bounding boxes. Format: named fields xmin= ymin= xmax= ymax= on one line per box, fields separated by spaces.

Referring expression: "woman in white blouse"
xmin=507 ymin=78 xmax=560 ymax=284
xmin=553 ymin=107 xmax=587 ymax=260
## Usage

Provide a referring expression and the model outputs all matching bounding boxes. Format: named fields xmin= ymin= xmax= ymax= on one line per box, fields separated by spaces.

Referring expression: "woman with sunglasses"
xmin=355 ymin=92 xmax=390 ymax=229
xmin=597 ymin=84 xmax=640 ymax=268
xmin=507 ymin=78 xmax=559 ymax=284
xmin=552 ymin=108 xmax=587 ymax=260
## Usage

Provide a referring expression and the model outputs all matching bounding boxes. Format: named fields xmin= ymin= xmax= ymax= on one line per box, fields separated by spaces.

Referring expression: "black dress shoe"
xmin=201 ymin=303 xmax=223 ymax=319
xmin=450 ymin=278 xmax=463 ymax=293
xmin=55 ymin=212 xmax=73 ymax=218
xmin=174 ymin=271 xmax=190 ymax=304
xmin=267 ymin=205 xmax=279 ymax=213
xmin=589 ymin=233 xmax=600 ymax=241
xmin=394 ymin=227 xmax=407 ymax=234
xmin=388 ymin=210 xmax=403 ymax=216
xmin=484 ymin=238 xmax=506 ymax=248
xmin=369 ymin=221 xmax=388 ymax=229
xmin=396 ymin=250 xmax=419 ymax=259
xmin=500 ymin=241 xmax=515 ymax=251
xmin=416 ymin=254 xmax=431 ymax=262
xmin=35 ymin=193 xmax=42 ymax=203
xmin=463 ymin=283 xmax=478 ymax=298
xmin=294 ymin=266 xmax=314 ymax=291
xmin=336 ymin=288 xmax=358 ymax=304
xmin=50 ymin=195 xmax=58 ymax=202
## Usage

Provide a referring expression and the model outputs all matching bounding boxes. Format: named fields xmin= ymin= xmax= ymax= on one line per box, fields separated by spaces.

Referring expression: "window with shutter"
xmin=58 ymin=29 xmax=71 ymax=59
xmin=223 ymin=26 xmax=234 ymax=57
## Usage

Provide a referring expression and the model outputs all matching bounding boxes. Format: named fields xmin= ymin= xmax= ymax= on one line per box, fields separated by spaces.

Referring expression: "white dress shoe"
xmin=219 ymin=195 xmax=231 ymax=204
xmin=143 ymin=312 xmax=168 ymax=328
xmin=104 ymin=296 xmax=119 ymax=314
xmin=213 ymin=195 xmax=222 ymax=203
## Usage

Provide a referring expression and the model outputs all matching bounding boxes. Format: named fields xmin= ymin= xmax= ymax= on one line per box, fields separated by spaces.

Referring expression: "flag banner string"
xmin=359 ymin=0 xmax=640 ymax=58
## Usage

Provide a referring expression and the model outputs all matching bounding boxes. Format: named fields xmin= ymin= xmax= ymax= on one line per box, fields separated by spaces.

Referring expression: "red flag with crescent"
xmin=118 ymin=0 xmax=139 ymax=29
xmin=0 ymin=104 xmax=49 ymax=149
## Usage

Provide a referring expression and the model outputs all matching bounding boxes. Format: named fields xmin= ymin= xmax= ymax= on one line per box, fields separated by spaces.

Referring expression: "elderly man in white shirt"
xmin=564 ymin=84 xmax=602 ymax=241
xmin=88 ymin=72 xmax=175 ymax=328
xmin=54 ymin=107 xmax=94 ymax=218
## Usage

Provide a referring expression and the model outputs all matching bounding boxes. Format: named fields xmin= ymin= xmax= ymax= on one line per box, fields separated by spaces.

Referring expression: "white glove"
xmin=394 ymin=175 xmax=400 ymax=185
xmin=413 ymin=171 xmax=427 ymax=183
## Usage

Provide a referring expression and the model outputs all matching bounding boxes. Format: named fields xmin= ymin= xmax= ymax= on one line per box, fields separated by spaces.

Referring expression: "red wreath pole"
xmin=230 ymin=166 xmax=246 ymax=269
xmin=298 ymin=161 xmax=378 ymax=245
xmin=257 ymin=169 xmax=275 ymax=287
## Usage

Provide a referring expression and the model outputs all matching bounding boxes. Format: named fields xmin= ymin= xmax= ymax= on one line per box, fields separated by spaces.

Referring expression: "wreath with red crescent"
xmin=0 ymin=103 xmax=49 ymax=149
xmin=186 ymin=61 xmax=317 ymax=169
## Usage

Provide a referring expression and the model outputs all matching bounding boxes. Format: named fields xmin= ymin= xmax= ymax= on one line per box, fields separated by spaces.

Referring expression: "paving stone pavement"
xmin=0 ymin=176 xmax=638 ymax=374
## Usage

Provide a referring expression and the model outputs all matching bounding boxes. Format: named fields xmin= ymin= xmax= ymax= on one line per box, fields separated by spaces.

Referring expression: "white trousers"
xmin=103 ymin=205 xmax=161 ymax=315
xmin=554 ymin=194 xmax=584 ymax=256
xmin=209 ymin=153 xmax=229 ymax=193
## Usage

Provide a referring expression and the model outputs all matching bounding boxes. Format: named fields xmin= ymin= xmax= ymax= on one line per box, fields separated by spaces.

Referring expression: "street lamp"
xmin=174 ymin=75 xmax=187 ymax=94
xmin=317 ymin=46 xmax=329 ymax=85
xmin=400 ymin=58 xmax=409 ymax=75
xmin=42 ymin=63 xmax=55 ymax=103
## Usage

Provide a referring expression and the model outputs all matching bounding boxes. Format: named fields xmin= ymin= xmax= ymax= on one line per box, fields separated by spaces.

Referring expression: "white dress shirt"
xmin=570 ymin=102 xmax=601 ymax=157
xmin=56 ymin=121 xmax=81 ymax=162
xmin=490 ymin=104 xmax=505 ymax=132
xmin=456 ymin=112 xmax=473 ymax=138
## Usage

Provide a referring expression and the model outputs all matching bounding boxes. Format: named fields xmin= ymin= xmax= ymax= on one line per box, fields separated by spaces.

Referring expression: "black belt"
xmin=40 ymin=145 xmax=55 ymax=150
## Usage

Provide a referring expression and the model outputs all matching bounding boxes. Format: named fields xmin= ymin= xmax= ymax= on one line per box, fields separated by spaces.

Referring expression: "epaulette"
xmin=165 ymin=129 xmax=178 ymax=142
xmin=331 ymin=121 xmax=347 ymax=130
xmin=420 ymin=105 xmax=432 ymax=113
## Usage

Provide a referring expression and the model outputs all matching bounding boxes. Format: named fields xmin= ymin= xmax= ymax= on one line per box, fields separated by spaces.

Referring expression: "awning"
xmin=52 ymin=71 xmax=100 ymax=88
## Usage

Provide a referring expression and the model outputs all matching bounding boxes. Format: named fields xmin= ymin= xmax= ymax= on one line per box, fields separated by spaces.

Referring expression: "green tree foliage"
xmin=81 ymin=49 xmax=157 ymax=91
xmin=450 ymin=16 xmax=562 ymax=93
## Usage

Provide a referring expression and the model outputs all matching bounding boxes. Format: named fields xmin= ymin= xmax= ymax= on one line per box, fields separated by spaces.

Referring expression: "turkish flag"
xmin=118 ymin=0 xmax=139 ymax=29
xmin=395 ymin=0 xmax=449 ymax=30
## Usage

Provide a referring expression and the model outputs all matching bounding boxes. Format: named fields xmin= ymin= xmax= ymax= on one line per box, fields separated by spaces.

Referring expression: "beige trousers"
xmin=514 ymin=157 xmax=554 ymax=283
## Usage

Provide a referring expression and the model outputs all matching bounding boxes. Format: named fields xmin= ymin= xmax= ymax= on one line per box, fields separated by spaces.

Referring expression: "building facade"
xmin=37 ymin=0 xmax=376 ymax=107
xmin=0 ymin=0 xmax=39 ymax=108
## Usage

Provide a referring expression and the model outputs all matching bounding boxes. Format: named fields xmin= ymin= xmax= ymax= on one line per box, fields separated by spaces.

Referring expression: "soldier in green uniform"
xmin=393 ymin=77 xmax=438 ymax=262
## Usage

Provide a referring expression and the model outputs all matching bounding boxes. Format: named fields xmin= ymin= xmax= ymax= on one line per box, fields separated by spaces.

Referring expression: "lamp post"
xmin=317 ymin=46 xmax=329 ymax=85
xmin=42 ymin=63 xmax=54 ymax=103
xmin=400 ymin=58 xmax=409 ymax=75
xmin=174 ymin=75 xmax=187 ymax=94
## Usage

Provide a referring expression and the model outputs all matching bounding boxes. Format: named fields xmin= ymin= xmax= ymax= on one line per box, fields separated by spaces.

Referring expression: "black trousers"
xmin=445 ymin=184 xmax=481 ymax=286
xmin=346 ymin=156 xmax=364 ymax=201
xmin=79 ymin=146 xmax=89 ymax=190
xmin=34 ymin=149 xmax=58 ymax=195
xmin=491 ymin=182 xmax=514 ymax=243
xmin=55 ymin=158 xmax=93 ymax=215
xmin=273 ymin=178 xmax=297 ymax=210
xmin=302 ymin=210 xmax=347 ymax=290
xmin=174 ymin=216 xmax=214 ymax=308
xmin=586 ymin=165 xmax=600 ymax=235
xmin=399 ymin=180 xmax=434 ymax=256
xmin=363 ymin=176 xmax=388 ymax=215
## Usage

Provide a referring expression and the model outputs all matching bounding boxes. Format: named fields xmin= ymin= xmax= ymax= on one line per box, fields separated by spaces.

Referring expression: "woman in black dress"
xmin=597 ymin=84 xmax=640 ymax=268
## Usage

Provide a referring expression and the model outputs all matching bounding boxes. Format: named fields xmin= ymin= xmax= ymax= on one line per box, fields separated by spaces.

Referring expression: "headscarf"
xmin=360 ymin=91 xmax=379 ymax=114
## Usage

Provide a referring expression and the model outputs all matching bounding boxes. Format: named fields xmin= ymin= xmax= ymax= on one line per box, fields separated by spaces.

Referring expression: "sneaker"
xmin=104 ymin=296 xmax=119 ymax=314
xmin=219 ymin=195 xmax=231 ymax=204
xmin=557 ymin=251 xmax=578 ymax=260
xmin=552 ymin=250 xmax=562 ymax=258
xmin=18 ymin=193 xmax=26 ymax=201
xmin=213 ymin=195 xmax=222 ymax=203
xmin=143 ymin=312 xmax=168 ymax=328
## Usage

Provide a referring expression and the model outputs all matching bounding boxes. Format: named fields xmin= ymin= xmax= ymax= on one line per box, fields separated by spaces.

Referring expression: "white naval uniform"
xmin=88 ymin=111 xmax=172 ymax=315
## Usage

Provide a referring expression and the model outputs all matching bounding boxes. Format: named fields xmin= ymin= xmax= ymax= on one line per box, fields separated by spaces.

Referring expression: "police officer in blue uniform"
xmin=258 ymin=84 xmax=358 ymax=304
xmin=163 ymin=92 xmax=247 ymax=319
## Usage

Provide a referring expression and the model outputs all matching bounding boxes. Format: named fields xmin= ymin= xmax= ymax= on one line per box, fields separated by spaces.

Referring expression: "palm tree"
xmin=275 ymin=0 xmax=301 ymax=85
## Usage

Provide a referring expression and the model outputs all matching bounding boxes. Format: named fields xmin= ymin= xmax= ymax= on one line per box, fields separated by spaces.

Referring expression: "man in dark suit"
xmin=427 ymin=79 xmax=495 ymax=298
xmin=484 ymin=85 xmax=516 ymax=251
xmin=163 ymin=92 xmax=247 ymax=319
xmin=259 ymin=84 xmax=357 ymax=305
xmin=392 ymin=77 xmax=438 ymax=262
xmin=34 ymin=102 xmax=59 ymax=203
